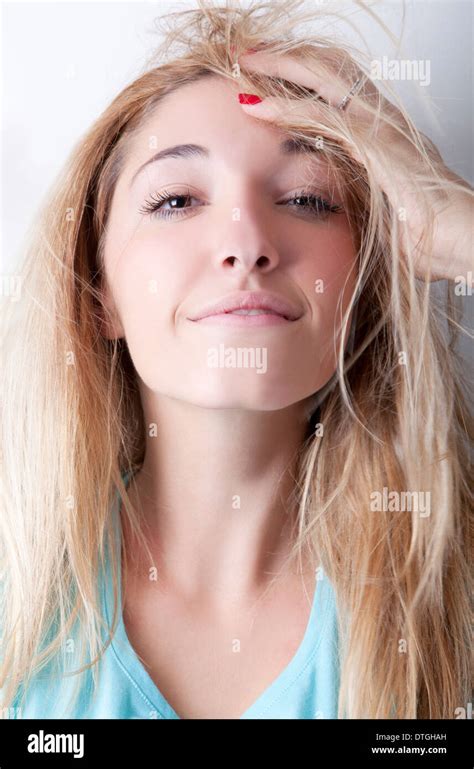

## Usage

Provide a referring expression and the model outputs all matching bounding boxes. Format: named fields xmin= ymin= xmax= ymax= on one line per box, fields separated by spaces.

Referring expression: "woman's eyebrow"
xmin=129 ymin=138 xmax=321 ymax=188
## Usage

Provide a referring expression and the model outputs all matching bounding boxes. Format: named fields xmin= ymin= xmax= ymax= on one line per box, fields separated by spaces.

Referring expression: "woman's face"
xmin=102 ymin=75 xmax=357 ymax=411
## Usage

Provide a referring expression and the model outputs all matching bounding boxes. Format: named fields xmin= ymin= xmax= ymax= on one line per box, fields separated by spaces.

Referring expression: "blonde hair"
xmin=1 ymin=0 xmax=472 ymax=719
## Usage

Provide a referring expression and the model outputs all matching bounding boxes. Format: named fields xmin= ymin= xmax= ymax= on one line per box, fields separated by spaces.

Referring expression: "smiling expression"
xmin=101 ymin=75 xmax=358 ymax=411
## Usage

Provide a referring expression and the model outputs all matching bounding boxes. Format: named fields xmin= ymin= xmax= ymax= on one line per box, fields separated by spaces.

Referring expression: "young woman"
xmin=1 ymin=0 xmax=472 ymax=719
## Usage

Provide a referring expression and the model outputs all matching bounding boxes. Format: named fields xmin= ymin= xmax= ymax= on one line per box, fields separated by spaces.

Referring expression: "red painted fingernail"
xmin=238 ymin=93 xmax=262 ymax=105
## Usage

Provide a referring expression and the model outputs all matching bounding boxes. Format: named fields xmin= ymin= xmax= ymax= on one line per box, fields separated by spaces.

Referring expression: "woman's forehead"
xmin=123 ymin=75 xmax=335 ymax=166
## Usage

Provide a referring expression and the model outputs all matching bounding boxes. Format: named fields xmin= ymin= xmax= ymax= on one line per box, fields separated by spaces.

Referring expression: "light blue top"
xmin=12 ymin=476 xmax=342 ymax=719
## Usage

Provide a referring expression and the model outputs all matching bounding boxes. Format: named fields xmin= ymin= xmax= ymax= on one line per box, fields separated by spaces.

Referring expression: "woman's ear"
xmin=96 ymin=280 xmax=125 ymax=340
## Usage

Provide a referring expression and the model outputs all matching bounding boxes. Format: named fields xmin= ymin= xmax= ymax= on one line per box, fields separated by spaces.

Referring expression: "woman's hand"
xmin=236 ymin=48 xmax=473 ymax=286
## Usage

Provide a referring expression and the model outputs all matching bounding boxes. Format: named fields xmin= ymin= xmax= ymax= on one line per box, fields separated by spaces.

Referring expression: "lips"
xmin=187 ymin=291 xmax=302 ymax=322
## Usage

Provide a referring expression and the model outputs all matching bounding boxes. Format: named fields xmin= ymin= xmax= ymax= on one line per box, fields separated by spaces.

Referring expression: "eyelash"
xmin=138 ymin=188 xmax=344 ymax=220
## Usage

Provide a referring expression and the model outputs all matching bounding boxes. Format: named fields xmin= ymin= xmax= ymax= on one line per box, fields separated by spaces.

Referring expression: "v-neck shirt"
xmin=12 ymin=477 xmax=342 ymax=719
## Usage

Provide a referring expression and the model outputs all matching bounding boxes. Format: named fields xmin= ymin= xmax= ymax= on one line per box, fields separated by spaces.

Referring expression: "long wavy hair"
xmin=1 ymin=0 xmax=472 ymax=719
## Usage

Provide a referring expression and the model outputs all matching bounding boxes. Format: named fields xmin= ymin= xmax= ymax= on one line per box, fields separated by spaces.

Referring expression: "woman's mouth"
xmin=187 ymin=290 xmax=303 ymax=327
xmin=192 ymin=309 xmax=295 ymax=326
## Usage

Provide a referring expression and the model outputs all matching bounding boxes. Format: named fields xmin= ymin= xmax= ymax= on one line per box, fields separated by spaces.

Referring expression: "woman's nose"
xmin=210 ymin=193 xmax=281 ymax=275
xmin=218 ymin=251 xmax=278 ymax=274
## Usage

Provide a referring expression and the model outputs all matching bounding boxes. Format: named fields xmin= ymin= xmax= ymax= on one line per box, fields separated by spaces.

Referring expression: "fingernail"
xmin=238 ymin=93 xmax=262 ymax=105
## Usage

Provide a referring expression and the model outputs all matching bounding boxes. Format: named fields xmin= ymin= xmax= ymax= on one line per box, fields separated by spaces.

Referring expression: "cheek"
xmin=293 ymin=223 xmax=357 ymax=381
xmin=106 ymin=229 xmax=199 ymax=334
xmin=104 ymin=229 xmax=209 ymax=395
xmin=299 ymin=221 xmax=357 ymax=319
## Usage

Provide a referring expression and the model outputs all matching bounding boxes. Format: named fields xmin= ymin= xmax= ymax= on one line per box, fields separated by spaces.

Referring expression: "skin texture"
xmin=101 ymin=74 xmax=357 ymax=614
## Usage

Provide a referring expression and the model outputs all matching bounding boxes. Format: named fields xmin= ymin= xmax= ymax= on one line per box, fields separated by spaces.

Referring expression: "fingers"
xmin=238 ymin=48 xmax=382 ymax=116
xmin=238 ymin=94 xmax=322 ymax=126
xmin=236 ymin=48 xmax=405 ymax=167
xmin=238 ymin=48 xmax=362 ymax=110
xmin=238 ymin=94 xmax=295 ymax=121
xmin=238 ymin=50 xmax=323 ymax=92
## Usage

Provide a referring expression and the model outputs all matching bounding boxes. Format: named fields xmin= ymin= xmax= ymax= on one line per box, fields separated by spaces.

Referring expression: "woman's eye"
xmin=281 ymin=193 xmax=344 ymax=217
xmin=139 ymin=189 xmax=344 ymax=220
xmin=139 ymin=190 xmax=199 ymax=220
